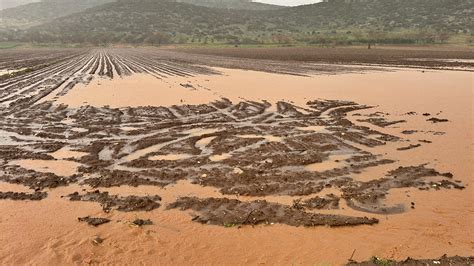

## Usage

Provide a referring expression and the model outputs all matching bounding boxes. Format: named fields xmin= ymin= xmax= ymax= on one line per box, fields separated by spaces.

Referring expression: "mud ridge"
xmin=167 ymin=197 xmax=378 ymax=227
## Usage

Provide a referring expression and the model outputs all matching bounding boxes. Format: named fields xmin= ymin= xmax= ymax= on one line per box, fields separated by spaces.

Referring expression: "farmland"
xmin=0 ymin=0 xmax=473 ymax=263
xmin=178 ymin=45 xmax=474 ymax=69
xmin=0 ymin=47 xmax=473 ymax=264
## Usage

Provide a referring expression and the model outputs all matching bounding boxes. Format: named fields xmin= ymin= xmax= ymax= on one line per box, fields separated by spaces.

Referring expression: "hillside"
xmin=0 ymin=0 xmax=114 ymax=29
xmin=173 ymin=0 xmax=282 ymax=10
xmin=4 ymin=1 xmax=261 ymax=44
xmin=0 ymin=0 xmax=39 ymax=10
xmin=278 ymin=0 xmax=474 ymax=33
xmin=0 ymin=0 xmax=278 ymax=30
xmin=1 ymin=0 xmax=472 ymax=45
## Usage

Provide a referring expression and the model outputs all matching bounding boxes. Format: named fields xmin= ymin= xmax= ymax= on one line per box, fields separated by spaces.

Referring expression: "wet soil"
xmin=341 ymin=164 xmax=462 ymax=214
xmin=0 ymin=95 xmax=465 ymax=221
xmin=293 ymin=194 xmax=340 ymax=210
xmin=167 ymin=196 xmax=378 ymax=227
xmin=177 ymin=46 xmax=474 ymax=70
xmin=0 ymin=47 xmax=472 ymax=264
xmin=0 ymin=165 xmax=78 ymax=191
xmin=357 ymin=117 xmax=406 ymax=128
xmin=397 ymin=144 xmax=422 ymax=151
xmin=67 ymin=190 xmax=161 ymax=212
xmin=0 ymin=191 xmax=47 ymax=200
xmin=348 ymin=254 xmax=474 ymax=265
xmin=77 ymin=216 xmax=111 ymax=227
xmin=131 ymin=219 xmax=153 ymax=227
xmin=427 ymin=117 xmax=450 ymax=123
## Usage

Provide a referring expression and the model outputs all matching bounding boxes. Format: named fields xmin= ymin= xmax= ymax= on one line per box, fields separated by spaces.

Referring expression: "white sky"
xmin=254 ymin=0 xmax=322 ymax=6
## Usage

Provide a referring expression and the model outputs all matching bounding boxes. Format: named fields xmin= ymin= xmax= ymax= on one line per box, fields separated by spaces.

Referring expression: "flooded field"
xmin=0 ymin=48 xmax=472 ymax=265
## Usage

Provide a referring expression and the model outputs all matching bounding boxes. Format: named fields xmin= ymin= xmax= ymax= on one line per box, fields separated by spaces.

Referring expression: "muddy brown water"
xmin=0 ymin=66 xmax=473 ymax=265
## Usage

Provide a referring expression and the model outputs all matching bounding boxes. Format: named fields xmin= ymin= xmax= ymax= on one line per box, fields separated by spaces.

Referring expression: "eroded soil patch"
xmin=67 ymin=190 xmax=161 ymax=212
xmin=0 ymin=94 xmax=465 ymax=226
xmin=168 ymin=197 xmax=378 ymax=227
xmin=0 ymin=191 xmax=47 ymax=201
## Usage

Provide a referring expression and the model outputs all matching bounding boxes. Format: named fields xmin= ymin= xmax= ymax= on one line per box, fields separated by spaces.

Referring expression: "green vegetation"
xmin=0 ymin=0 xmax=472 ymax=45
xmin=0 ymin=42 xmax=22 ymax=49
xmin=0 ymin=67 xmax=35 ymax=81
xmin=223 ymin=223 xmax=236 ymax=228
xmin=370 ymin=256 xmax=394 ymax=265
xmin=172 ymin=0 xmax=281 ymax=10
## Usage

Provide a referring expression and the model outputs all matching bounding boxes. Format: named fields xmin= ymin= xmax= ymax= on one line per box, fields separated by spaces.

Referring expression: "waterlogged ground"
xmin=0 ymin=48 xmax=473 ymax=265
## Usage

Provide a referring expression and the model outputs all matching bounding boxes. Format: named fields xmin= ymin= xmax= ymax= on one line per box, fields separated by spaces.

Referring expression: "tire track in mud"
xmin=0 ymin=93 xmax=465 ymax=227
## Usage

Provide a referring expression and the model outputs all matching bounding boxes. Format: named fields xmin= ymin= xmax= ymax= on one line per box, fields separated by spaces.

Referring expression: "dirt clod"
xmin=132 ymin=219 xmax=153 ymax=227
xmin=427 ymin=117 xmax=449 ymax=123
xmin=78 ymin=216 xmax=111 ymax=227
xmin=0 ymin=191 xmax=47 ymax=201
xmin=68 ymin=191 xmax=161 ymax=212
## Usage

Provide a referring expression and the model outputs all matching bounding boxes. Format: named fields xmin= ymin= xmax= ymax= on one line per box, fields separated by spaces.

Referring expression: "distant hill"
xmin=0 ymin=0 xmax=39 ymax=10
xmin=1 ymin=0 xmax=472 ymax=44
xmin=0 ymin=0 xmax=114 ymax=29
xmin=0 ymin=0 xmax=279 ymax=29
xmin=15 ymin=1 xmax=258 ymax=43
xmin=116 ymin=0 xmax=281 ymax=10
xmin=172 ymin=0 xmax=282 ymax=10
xmin=277 ymin=0 xmax=474 ymax=33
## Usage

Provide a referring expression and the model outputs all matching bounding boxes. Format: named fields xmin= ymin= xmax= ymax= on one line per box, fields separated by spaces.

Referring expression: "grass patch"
xmin=223 ymin=223 xmax=236 ymax=228
xmin=0 ymin=67 xmax=34 ymax=81
xmin=370 ymin=256 xmax=394 ymax=265
xmin=0 ymin=42 xmax=23 ymax=49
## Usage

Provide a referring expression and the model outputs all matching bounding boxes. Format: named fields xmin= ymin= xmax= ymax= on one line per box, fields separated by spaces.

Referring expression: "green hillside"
xmin=173 ymin=0 xmax=281 ymax=10
xmin=1 ymin=0 xmax=472 ymax=45
xmin=278 ymin=0 xmax=473 ymax=33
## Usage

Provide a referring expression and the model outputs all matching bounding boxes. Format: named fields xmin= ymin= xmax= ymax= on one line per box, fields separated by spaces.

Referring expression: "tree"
xmin=148 ymin=32 xmax=171 ymax=46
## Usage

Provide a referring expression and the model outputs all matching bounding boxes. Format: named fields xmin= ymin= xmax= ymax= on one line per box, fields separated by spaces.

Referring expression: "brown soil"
xmin=0 ymin=191 xmax=47 ymax=200
xmin=0 ymin=165 xmax=78 ymax=190
xmin=348 ymin=254 xmax=474 ymax=265
xmin=0 ymin=97 xmax=465 ymax=218
xmin=357 ymin=117 xmax=407 ymax=127
xmin=427 ymin=117 xmax=450 ymax=123
xmin=67 ymin=190 xmax=161 ymax=212
xmin=294 ymin=194 xmax=340 ymax=210
xmin=167 ymin=196 xmax=378 ymax=227
xmin=397 ymin=144 xmax=422 ymax=151
xmin=0 ymin=47 xmax=472 ymax=265
xmin=77 ymin=216 xmax=111 ymax=227
xmin=131 ymin=219 xmax=153 ymax=227
xmin=177 ymin=46 xmax=474 ymax=70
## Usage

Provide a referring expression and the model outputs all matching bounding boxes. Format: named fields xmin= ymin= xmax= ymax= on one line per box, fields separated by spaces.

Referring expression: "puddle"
xmin=0 ymin=182 xmax=35 ymax=193
xmin=350 ymin=160 xmax=400 ymax=182
xmin=98 ymin=146 xmax=113 ymax=161
xmin=149 ymin=154 xmax=193 ymax=161
xmin=305 ymin=154 xmax=352 ymax=172
xmin=186 ymin=128 xmax=218 ymax=137
xmin=56 ymin=73 xmax=221 ymax=108
xmin=209 ymin=153 xmax=232 ymax=162
xmin=239 ymin=134 xmax=283 ymax=142
xmin=70 ymin=127 xmax=88 ymax=133
xmin=49 ymin=147 xmax=88 ymax=160
xmin=121 ymin=126 xmax=138 ymax=131
xmin=8 ymin=159 xmax=81 ymax=177
xmin=195 ymin=136 xmax=216 ymax=151
xmin=296 ymin=126 xmax=330 ymax=133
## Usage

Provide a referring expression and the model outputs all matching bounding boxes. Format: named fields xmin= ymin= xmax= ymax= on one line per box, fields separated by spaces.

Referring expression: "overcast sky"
xmin=255 ymin=0 xmax=322 ymax=6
